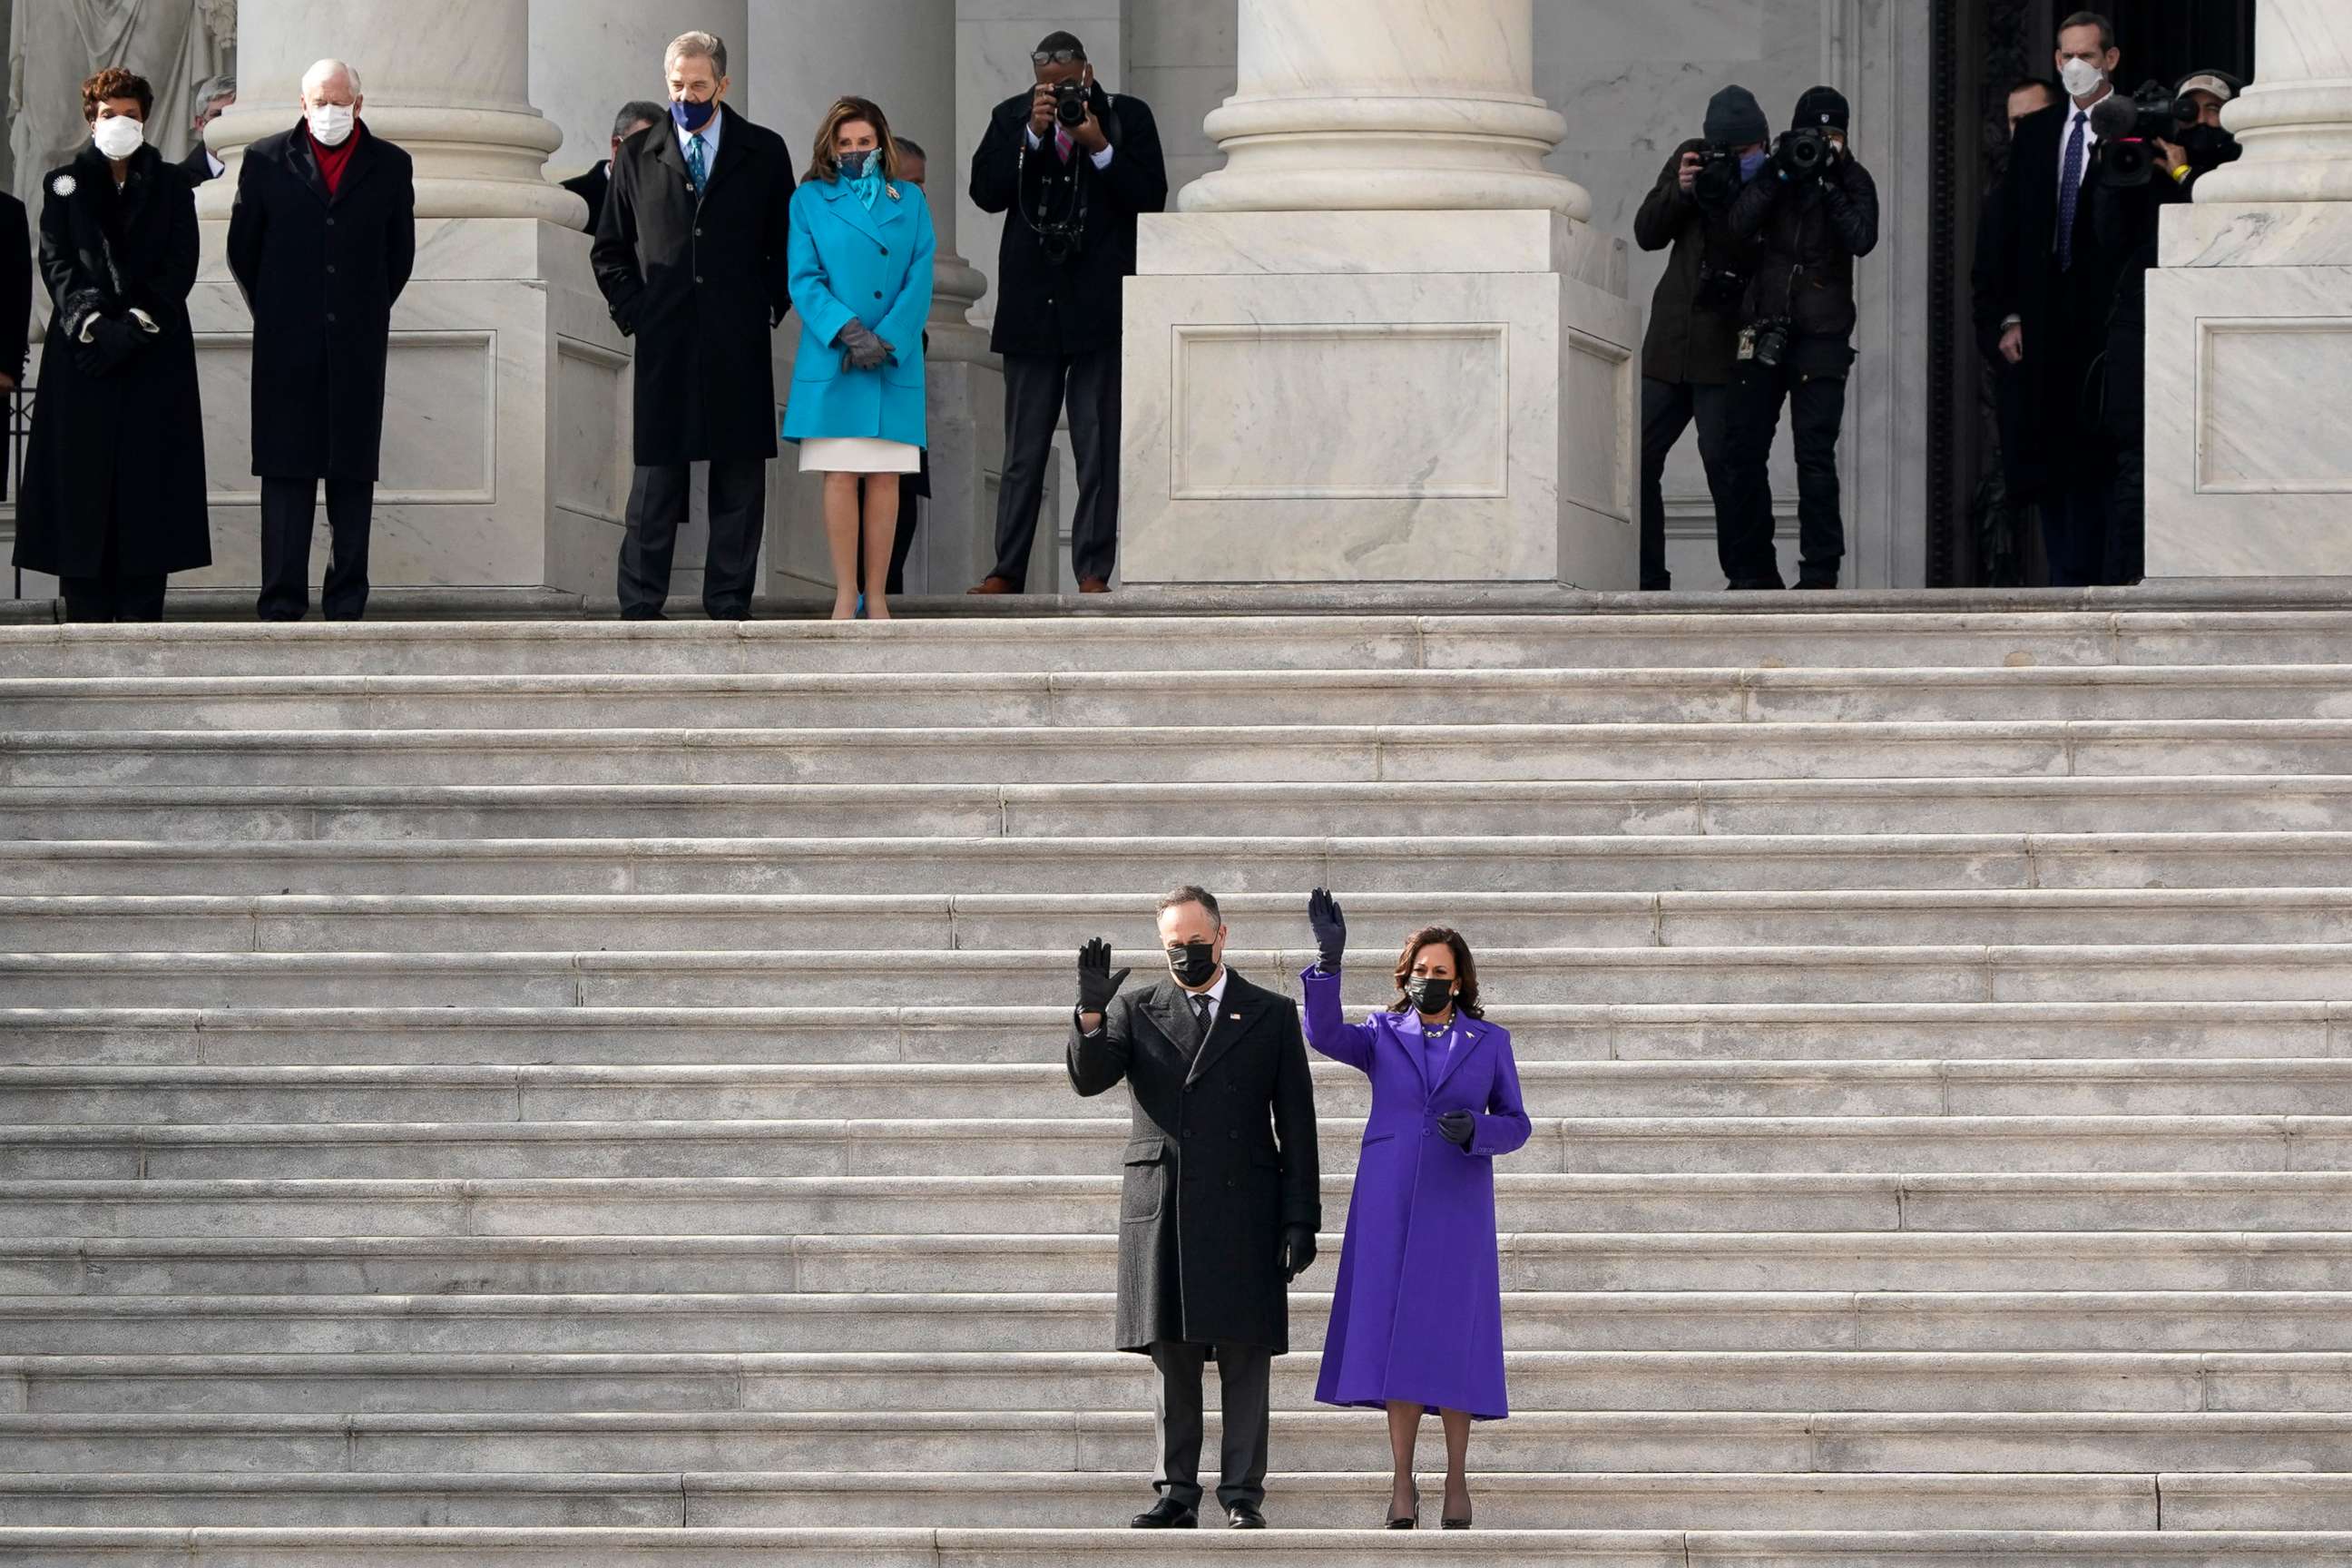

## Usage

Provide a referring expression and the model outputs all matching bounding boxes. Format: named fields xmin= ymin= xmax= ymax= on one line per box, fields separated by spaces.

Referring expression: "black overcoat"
xmin=1975 ymin=103 xmax=2123 ymax=501
xmin=1068 ymin=968 xmax=1321 ymax=1355
xmin=563 ymin=162 xmax=608 ymax=235
xmin=968 ymin=83 xmax=1167 ymax=358
xmin=179 ymin=144 xmax=220 ymax=185
xmin=0 ymin=188 xmax=30 ymax=495
xmin=11 ymin=145 xmax=209 ymax=579
xmin=225 ymin=121 xmax=416 ymax=480
xmin=1633 ymin=139 xmax=1763 ymax=387
xmin=591 ymin=105 xmax=795 ymax=467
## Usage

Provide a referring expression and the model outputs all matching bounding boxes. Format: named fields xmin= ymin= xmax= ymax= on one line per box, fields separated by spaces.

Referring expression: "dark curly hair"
xmin=1387 ymin=926 xmax=1485 ymax=1018
xmin=81 ymin=67 xmax=154 ymax=124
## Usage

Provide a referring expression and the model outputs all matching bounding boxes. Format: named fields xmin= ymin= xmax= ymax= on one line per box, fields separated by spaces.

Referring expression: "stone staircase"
xmin=8 ymin=603 xmax=2352 ymax=1563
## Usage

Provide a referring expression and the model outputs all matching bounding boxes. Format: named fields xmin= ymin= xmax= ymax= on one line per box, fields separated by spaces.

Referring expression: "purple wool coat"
xmin=1301 ymin=965 xmax=1532 ymax=1420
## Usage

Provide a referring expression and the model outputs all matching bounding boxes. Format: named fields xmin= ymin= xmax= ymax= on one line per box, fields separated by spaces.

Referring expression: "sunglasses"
xmin=1032 ymin=47 xmax=1086 ymax=65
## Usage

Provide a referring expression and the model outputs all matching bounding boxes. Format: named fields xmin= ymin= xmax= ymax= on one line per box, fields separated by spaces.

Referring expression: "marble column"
xmin=2146 ymin=0 xmax=2352 ymax=578
xmin=1119 ymin=0 xmax=1638 ymax=588
xmin=184 ymin=0 xmax=630 ymax=599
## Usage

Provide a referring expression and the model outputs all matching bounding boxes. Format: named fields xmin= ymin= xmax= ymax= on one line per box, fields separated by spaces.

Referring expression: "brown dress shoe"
xmin=1078 ymin=577 xmax=1112 ymax=593
xmin=966 ymin=576 xmax=1018 ymax=595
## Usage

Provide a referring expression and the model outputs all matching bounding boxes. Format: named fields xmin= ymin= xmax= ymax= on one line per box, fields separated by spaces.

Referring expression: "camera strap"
xmin=1014 ymin=122 xmax=1091 ymax=251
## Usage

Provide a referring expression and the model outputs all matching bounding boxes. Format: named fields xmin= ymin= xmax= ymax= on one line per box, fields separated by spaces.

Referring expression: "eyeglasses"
xmin=1032 ymin=47 xmax=1086 ymax=65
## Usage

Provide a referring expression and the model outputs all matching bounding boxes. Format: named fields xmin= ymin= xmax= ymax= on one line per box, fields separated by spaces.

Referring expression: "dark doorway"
xmin=1925 ymin=0 xmax=2256 ymax=585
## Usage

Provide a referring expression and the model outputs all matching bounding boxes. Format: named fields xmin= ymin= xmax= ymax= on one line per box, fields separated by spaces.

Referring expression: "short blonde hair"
xmin=808 ymin=95 xmax=900 ymax=184
xmin=664 ymin=31 xmax=728 ymax=79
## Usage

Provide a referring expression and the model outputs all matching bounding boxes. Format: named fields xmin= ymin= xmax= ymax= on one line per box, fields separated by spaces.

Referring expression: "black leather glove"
xmin=75 ymin=316 xmax=142 ymax=377
xmin=1307 ymin=887 xmax=1347 ymax=973
xmin=1077 ymin=937 xmax=1131 ymax=1017
xmin=837 ymin=318 xmax=891 ymax=371
xmin=1437 ymin=1111 xmax=1475 ymax=1149
xmin=1279 ymin=1224 xmax=1318 ymax=1282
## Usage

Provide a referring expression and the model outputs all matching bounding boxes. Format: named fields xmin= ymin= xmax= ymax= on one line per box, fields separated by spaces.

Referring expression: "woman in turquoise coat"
xmin=782 ymin=96 xmax=935 ymax=621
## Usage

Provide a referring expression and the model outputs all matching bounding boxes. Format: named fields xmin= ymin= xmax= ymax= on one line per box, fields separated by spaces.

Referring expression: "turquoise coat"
xmin=780 ymin=173 xmax=935 ymax=447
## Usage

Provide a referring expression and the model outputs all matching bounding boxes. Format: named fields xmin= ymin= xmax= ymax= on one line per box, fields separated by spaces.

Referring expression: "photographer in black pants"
xmin=1633 ymin=85 xmax=1770 ymax=592
xmin=1722 ymin=86 xmax=1879 ymax=590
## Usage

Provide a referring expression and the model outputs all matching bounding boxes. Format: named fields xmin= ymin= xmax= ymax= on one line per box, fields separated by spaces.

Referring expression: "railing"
xmin=5 ymin=383 xmax=34 ymax=601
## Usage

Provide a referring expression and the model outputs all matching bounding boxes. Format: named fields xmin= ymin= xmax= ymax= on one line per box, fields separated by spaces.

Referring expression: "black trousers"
xmin=259 ymin=475 xmax=375 ymax=622
xmin=990 ymin=347 xmax=1119 ymax=589
xmin=61 ymin=571 xmax=166 ymax=622
xmin=1638 ymin=377 xmax=1736 ymax=593
xmin=1150 ymin=1339 xmax=1271 ymax=1513
xmin=617 ymin=456 xmax=766 ymax=620
xmin=2101 ymin=298 xmax=2147 ymax=587
xmin=1726 ymin=360 xmax=1848 ymax=588
xmin=2039 ymin=481 xmax=2111 ymax=588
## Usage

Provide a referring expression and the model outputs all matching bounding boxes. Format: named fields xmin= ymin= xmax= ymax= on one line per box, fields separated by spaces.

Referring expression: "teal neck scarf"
xmin=840 ymin=150 xmax=883 ymax=211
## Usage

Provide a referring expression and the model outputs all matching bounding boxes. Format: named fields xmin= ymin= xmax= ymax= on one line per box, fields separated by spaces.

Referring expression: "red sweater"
xmin=310 ymin=122 xmax=360 ymax=192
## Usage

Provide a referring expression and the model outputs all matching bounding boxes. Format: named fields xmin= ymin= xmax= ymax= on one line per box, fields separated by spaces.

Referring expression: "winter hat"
xmin=1793 ymin=84 xmax=1851 ymax=132
xmin=1703 ymin=84 xmax=1769 ymax=147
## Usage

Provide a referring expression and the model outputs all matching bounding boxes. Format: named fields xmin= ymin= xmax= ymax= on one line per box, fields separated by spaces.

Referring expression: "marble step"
xmin=21 ymin=664 xmax=2352 ymax=732
xmin=7 ymin=1112 xmax=2343 ymax=1181
xmin=12 ymin=1172 xmax=2352 ymax=1240
xmin=16 ymin=609 xmax=2352 ymax=676
xmin=15 ymin=1059 xmax=2352 ymax=1127
xmin=21 ymin=1408 xmax=2352 ymax=1478
xmin=13 ymin=774 xmax=2352 ymax=844
xmin=7 ymin=942 xmax=2352 ymax=1009
xmin=8 ymin=1001 xmax=2343 ymax=1067
xmin=24 ymin=720 xmax=2352 ymax=788
xmin=0 ymin=1468 xmax=2180 ymax=1532
xmin=18 ymin=887 xmax=2352 ymax=956
xmin=19 ymin=1230 xmax=2352 ymax=1298
xmin=11 ymin=1348 xmax=2316 ymax=1418
xmin=13 ymin=1289 xmax=2352 ymax=1355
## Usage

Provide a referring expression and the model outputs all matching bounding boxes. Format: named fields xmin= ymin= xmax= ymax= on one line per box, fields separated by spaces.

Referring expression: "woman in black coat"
xmin=11 ymin=67 xmax=209 ymax=622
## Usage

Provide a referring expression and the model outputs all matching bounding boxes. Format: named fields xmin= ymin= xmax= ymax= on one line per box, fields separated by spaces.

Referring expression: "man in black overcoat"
xmin=180 ymin=74 xmax=234 ymax=185
xmin=591 ymin=30 xmax=794 ymax=621
xmin=1068 ymin=886 xmax=1320 ymax=1531
xmin=966 ymin=29 xmax=1166 ymax=595
xmin=226 ymin=58 xmax=416 ymax=621
xmin=1977 ymin=14 xmax=2131 ymax=587
xmin=565 ymin=101 xmax=665 ymax=237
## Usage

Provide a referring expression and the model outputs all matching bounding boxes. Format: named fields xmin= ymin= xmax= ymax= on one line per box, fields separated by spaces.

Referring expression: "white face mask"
xmin=92 ymin=114 xmax=144 ymax=160
xmin=307 ymin=103 xmax=356 ymax=147
xmin=2060 ymin=56 xmax=2107 ymax=100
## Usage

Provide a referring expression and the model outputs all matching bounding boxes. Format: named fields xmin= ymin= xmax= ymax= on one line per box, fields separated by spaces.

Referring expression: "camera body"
xmin=2096 ymin=81 xmax=2197 ymax=187
xmin=1054 ymin=79 xmax=1090 ymax=127
xmin=1774 ymin=127 xmax=1836 ymax=182
xmin=1691 ymin=144 xmax=1743 ymax=209
xmin=1749 ymin=316 xmax=1794 ymax=370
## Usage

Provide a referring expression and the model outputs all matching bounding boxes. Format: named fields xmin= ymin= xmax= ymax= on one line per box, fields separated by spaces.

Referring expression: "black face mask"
xmin=1405 ymin=975 xmax=1455 ymax=1015
xmin=1166 ymin=941 xmax=1217 ymax=987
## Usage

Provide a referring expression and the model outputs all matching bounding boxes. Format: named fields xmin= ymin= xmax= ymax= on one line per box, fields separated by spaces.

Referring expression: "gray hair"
xmin=664 ymin=30 xmax=728 ymax=79
xmin=300 ymin=58 xmax=359 ymax=98
xmin=193 ymin=73 xmax=236 ymax=104
xmin=612 ymin=100 xmax=667 ymax=141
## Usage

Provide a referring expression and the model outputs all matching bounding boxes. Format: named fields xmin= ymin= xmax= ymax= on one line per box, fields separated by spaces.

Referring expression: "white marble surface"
xmin=2161 ymin=202 xmax=2352 ymax=270
xmin=1120 ymin=267 xmax=1637 ymax=586
xmin=2200 ymin=0 xmax=2352 ymax=205
xmin=2145 ymin=260 xmax=2352 ymax=578
xmin=1136 ymin=208 xmax=1624 ymax=291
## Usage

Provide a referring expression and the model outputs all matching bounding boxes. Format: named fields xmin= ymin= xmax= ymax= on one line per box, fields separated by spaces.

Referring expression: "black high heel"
xmin=1442 ymin=1480 xmax=1472 ymax=1529
xmin=1385 ymin=1485 xmax=1420 ymax=1529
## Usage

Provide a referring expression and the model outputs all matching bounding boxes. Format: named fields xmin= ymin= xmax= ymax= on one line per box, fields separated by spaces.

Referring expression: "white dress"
xmin=799 ymin=436 xmax=921 ymax=474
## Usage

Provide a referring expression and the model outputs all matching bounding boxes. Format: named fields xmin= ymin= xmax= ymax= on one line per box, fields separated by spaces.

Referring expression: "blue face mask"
xmin=671 ymin=96 xmax=716 ymax=133
xmin=1740 ymin=149 xmax=1769 ymax=181
xmin=838 ymin=149 xmax=877 ymax=181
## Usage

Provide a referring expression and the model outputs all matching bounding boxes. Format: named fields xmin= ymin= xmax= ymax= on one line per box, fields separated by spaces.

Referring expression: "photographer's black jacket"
xmin=969 ymin=80 xmax=1168 ymax=358
xmin=1730 ymin=150 xmax=1879 ymax=367
xmin=1633 ymin=139 xmax=1762 ymax=387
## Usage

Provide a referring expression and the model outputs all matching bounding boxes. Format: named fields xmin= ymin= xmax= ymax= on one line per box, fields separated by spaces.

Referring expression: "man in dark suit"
xmin=591 ymin=30 xmax=794 ymax=621
xmin=226 ymin=58 xmax=416 ymax=622
xmin=180 ymin=73 xmax=234 ymax=185
xmin=564 ymin=100 xmax=665 ymax=236
xmin=967 ymin=30 xmax=1166 ymax=595
xmin=1068 ymin=886 xmax=1320 ymax=1531
xmin=1968 ymin=78 xmax=2062 ymax=586
xmin=1977 ymin=11 xmax=2131 ymax=587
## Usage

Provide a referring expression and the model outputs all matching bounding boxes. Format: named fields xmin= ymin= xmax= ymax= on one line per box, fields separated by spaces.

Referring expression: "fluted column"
xmin=201 ymin=0 xmax=578 ymax=223
xmin=1181 ymin=0 xmax=1589 ymax=220
xmin=2197 ymin=0 xmax=2352 ymax=205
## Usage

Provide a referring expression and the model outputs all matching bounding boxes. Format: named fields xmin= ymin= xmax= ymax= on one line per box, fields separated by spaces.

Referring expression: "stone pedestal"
xmin=1119 ymin=0 xmax=1636 ymax=588
xmin=2147 ymin=0 xmax=2352 ymax=579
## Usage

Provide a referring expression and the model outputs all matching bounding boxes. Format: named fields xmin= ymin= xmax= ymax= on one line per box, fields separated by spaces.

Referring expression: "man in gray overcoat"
xmin=1067 ymin=884 xmax=1321 ymax=1530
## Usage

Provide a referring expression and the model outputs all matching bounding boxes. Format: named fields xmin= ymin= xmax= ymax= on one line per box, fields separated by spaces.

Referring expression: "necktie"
xmin=687 ymin=132 xmax=708 ymax=194
xmin=1188 ymin=995 xmax=1212 ymax=1058
xmin=2058 ymin=111 xmax=2085 ymax=271
xmin=1054 ymin=124 xmax=1073 ymax=164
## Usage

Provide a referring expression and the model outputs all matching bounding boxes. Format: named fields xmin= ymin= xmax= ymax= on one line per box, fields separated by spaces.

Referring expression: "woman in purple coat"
xmin=1298 ymin=888 xmax=1531 ymax=1530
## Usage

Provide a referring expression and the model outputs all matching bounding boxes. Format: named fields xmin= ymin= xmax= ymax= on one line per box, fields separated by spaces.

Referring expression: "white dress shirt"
xmin=1026 ymin=122 xmax=1115 ymax=170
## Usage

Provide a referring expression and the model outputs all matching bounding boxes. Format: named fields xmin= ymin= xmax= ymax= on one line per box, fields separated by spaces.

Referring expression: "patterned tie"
xmin=686 ymin=132 xmax=708 ymax=194
xmin=2058 ymin=111 xmax=2086 ymax=271
xmin=1189 ymin=995 xmax=1212 ymax=1058
xmin=1054 ymin=124 xmax=1073 ymax=163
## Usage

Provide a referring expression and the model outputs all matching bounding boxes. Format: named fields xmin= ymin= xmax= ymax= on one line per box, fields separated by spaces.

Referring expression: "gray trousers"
xmin=1150 ymin=1339 xmax=1271 ymax=1512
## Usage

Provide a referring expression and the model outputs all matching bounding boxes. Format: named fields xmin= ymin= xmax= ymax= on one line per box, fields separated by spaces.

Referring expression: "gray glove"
xmin=837 ymin=318 xmax=893 ymax=372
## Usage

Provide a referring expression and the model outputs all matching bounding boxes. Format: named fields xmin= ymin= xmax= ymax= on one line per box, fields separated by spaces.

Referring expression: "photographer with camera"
xmin=1718 ymin=86 xmax=1878 ymax=591
xmin=2089 ymin=69 xmax=2243 ymax=584
xmin=1632 ymin=85 xmax=1772 ymax=592
xmin=967 ymin=31 xmax=1167 ymax=596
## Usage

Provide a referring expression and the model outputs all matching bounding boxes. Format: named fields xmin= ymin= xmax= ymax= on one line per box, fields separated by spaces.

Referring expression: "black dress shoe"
xmin=1131 ymin=1498 xmax=1197 ymax=1529
xmin=1226 ymin=1503 xmax=1267 ymax=1529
